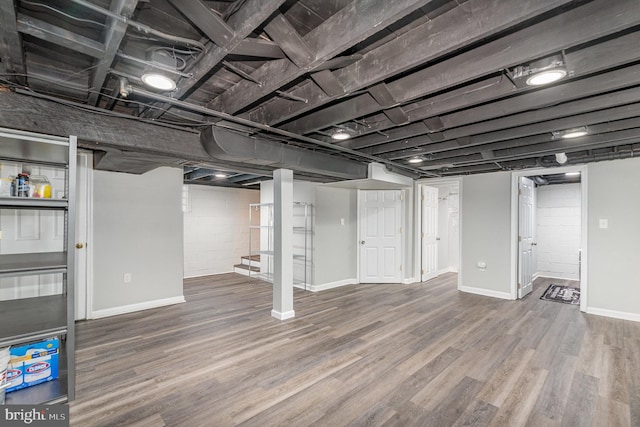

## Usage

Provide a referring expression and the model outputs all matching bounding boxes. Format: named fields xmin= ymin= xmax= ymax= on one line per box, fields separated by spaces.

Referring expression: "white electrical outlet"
xmin=123 ymin=273 xmax=132 ymax=283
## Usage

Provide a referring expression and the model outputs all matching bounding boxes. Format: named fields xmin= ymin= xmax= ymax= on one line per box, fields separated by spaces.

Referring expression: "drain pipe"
xmin=122 ymin=81 xmax=437 ymax=178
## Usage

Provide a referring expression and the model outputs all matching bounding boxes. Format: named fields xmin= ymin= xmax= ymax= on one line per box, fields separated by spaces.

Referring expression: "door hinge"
xmin=400 ymin=193 xmax=404 ymax=201
xmin=421 ymin=194 xmax=424 ymax=201
xmin=399 ymin=226 xmax=403 ymax=234
xmin=518 ymin=235 xmax=522 ymax=242
xmin=400 ymin=264 xmax=402 ymax=271
xmin=421 ymin=232 xmax=424 ymax=238
xmin=518 ymin=188 xmax=522 ymax=196
xmin=517 ymin=282 xmax=522 ymax=289
xmin=421 ymin=269 xmax=424 ymax=275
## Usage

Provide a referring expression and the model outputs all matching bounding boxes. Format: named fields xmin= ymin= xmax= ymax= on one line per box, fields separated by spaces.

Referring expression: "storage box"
xmin=6 ymin=338 xmax=59 ymax=393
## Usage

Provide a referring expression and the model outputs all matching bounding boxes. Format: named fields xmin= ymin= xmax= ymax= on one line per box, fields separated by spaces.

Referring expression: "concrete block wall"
xmin=183 ymin=185 xmax=259 ymax=278
xmin=536 ymin=183 xmax=581 ymax=280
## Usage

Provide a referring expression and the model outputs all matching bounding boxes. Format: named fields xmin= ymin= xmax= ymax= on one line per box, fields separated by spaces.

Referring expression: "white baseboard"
xmin=271 ymin=309 xmax=295 ymax=320
xmin=308 ymin=278 xmax=358 ymax=292
xmin=586 ymin=307 xmax=640 ymax=323
xmin=436 ymin=267 xmax=457 ymax=276
xmin=91 ymin=296 xmax=186 ymax=319
xmin=184 ymin=270 xmax=234 ymax=279
xmin=535 ymin=274 xmax=580 ymax=282
xmin=402 ymin=277 xmax=417 ymax=284
xmin=459 ymin=285 xmax=513 ymax=300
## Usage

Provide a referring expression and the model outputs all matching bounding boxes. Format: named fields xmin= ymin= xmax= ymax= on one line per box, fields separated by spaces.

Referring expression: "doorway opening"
xmin=511 ymin=166 xmax=587 ymax=312
xmin=418 ymin=178 xmax=461 ymax=284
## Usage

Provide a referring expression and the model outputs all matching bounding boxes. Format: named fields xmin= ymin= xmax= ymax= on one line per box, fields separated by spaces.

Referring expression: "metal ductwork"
xmin=200 ymin=126 xmax=368 ymax=181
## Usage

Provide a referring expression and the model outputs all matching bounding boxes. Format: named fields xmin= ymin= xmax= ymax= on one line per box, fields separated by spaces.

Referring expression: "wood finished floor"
xmin=70 ymin=274 xmax=640 ymax=426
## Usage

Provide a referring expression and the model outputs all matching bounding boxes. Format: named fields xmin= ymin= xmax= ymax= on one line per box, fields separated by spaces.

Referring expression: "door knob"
xmin=76 ymin=243 xmax=84 ymax=249
xmin=360 ymin=240 xmax=366 ymax=245
xmin=436 ymin=237 xmax=441 ymax=241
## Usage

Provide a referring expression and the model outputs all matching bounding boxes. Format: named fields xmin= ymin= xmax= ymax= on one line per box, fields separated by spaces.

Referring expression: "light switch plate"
xmin=599 ymin=219 xmax=608 ymax=229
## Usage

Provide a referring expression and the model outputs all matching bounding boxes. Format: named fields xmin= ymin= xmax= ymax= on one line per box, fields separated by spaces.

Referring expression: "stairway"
xmin=233 ymin=255 xmax=260 ymax=276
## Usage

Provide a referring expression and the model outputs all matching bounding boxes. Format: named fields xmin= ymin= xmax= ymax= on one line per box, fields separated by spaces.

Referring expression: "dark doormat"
xmin=540 ymin=284 xmax=580 ymax=305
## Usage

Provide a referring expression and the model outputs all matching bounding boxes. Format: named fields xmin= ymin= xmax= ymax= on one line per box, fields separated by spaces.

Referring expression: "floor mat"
xmin=540 ymin=284 xmax=580 ymax=305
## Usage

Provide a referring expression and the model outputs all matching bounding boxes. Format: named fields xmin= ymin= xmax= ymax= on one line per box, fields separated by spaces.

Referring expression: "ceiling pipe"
xmin=68 ymin=0 xmax=207 ymax=50
xmin=122 ymin=82 xmax=436 ymax=178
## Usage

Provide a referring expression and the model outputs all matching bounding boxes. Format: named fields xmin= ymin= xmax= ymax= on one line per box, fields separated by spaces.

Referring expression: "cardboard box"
xmin=6 ymin=338 xmax=59 ymax=393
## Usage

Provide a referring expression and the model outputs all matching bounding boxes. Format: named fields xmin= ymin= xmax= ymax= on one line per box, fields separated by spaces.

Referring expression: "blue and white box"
xmin=6 ymin=338 xmax=59 ymax=393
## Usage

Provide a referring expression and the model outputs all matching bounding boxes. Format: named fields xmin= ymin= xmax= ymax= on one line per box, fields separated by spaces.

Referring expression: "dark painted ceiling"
xmin=1 ymin=0 xmax=639 ymax=188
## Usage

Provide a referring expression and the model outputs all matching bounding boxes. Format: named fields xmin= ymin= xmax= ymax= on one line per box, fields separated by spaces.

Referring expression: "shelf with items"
xmin=0 ymin=127 xmax=76 ymax=405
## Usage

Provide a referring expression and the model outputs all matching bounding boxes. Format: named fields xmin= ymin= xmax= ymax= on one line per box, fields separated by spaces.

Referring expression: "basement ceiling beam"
xmin=386 ymin=89 xmax=640 ymax=161
xmin=251 ymin=0 xmax=575 ymax=127
xmin=142 ymin=0 xmax=286 ymax=119
xmin=0 ymin=0 xmax=25 ymax=84
xmin=231 ymin=38 xmax=285 ymax=59
xmin=374 ymin=64 xmax=640 ymax=156
xmin=208 ymin=0 xmax=435 ymax=115
xmin=167 ymin=0 xmax=235 ymax=47
xmin=16 ymin=14 xmax=105 ymax=58
xmin=280 ymin=0 xmax=640 ymax=135
xmin=88 ymin=0 xmax=138 ymax=106
xmin=0 ymin=90 xmax=208 ymax=160
xmin=395 ymin=108 xmax=640 ymax=170
xmin=263 ymin=13 xmax=313 ymax=67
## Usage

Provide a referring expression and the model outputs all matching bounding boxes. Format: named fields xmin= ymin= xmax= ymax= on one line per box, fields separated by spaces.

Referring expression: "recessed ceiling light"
xmin=565 ymin=172 xmax=580 ymax=176
xmin=331 ymin=130 xmax=351 ymax=140
xmin=559 ymin=126 xmax=588 ymax=139
xmin=214 ymin=173 xmax=227 ymax=178
xmin=525 ymin=69 xmax=567 ymax=86
xmin=408 ymin=157 xmax=423 ymax=164
xmin=141 ymin=73 xmax=176 ymax=91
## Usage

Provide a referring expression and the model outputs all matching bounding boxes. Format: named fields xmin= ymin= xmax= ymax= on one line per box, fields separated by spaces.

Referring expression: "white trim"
xmin=587 ymin=307 xmax=640 ymax=323
xmin=535 ymin=274 xmax=580 ymax=282
xmin=271 ymin=309 xmax=295 ymax=320
xmin=436 ymin=267 xmax=457 ymax=276
xmin=459 ymin=285 xmax=513 ymax=300
xmin=91 ymin=296 xmax=186 ymax=319
xmin=306 ymin=278 xmax=358 ymax=292
xmin=75 ymin=150 xmax=94 ymax=321
xmin=402 ymin=277 xmax=417 ymax=284
xmin=184 ymin=270 xmax=236 ymax=279
xmin=510 ymin=165 xmax=588 ymax=311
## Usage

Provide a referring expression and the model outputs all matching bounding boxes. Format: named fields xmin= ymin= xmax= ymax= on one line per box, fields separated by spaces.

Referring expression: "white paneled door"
xmin=421 ymin=186 xmax=439 ymax=281
xmin=359 ymin=190 xmax=402 ymax=283
xmin=518 ymin=177 xmax=535 ymax=298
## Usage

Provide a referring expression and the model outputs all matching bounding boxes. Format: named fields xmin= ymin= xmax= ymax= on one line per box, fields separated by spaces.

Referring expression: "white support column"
xmin=272 ymin=169 xmax=295 ymax=320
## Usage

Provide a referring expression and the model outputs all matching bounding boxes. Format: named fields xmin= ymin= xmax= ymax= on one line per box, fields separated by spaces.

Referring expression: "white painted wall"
xmin=536 ymin=183 xmax=581 ymax=280
xmin=315 ymin=187 xmax=358 ymax=287
xmin=183 ymin=185 xmax=259 ymax=278
xmin=588 ymin=157 xmax=640 ymax=320
xmin=92 ymin=167 xmax=184 ymax=314
xmin=460 ymin=171 xmax=512 ymax=298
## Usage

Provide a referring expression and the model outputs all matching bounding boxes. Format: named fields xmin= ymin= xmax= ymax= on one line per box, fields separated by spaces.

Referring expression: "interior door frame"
xmin=356 ymin=189 xmax=406 ymax=284
xmin=510 ymin=165 xmax=588 ymax=312
xmin=75 ymin=150 xmax=94 ymax=320
xmin=415 ymin=177 xmax=463 ymax=289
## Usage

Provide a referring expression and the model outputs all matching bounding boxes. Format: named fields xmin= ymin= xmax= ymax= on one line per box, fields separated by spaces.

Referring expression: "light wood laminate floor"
xmin=70 ymin=274 xmax=639 ymax=426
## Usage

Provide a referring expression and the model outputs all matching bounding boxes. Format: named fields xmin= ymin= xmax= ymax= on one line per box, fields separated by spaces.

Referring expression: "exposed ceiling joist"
xmin=0 ymin=0 xmax=25 ymax=84
xmin=251 ymin=0 xmax=576 ymax=128
xmin=87 ymin=0 xmax=139 ymax=106
xmin=167 ymin=0 xmax=235 ymax=47
xmin=282 ymin=0 xmax=640 ymax=135
xmin=207 ymin=0 xmax=436 ymax=115
xmin=17 ymin=14 xmax=105 ymax=58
